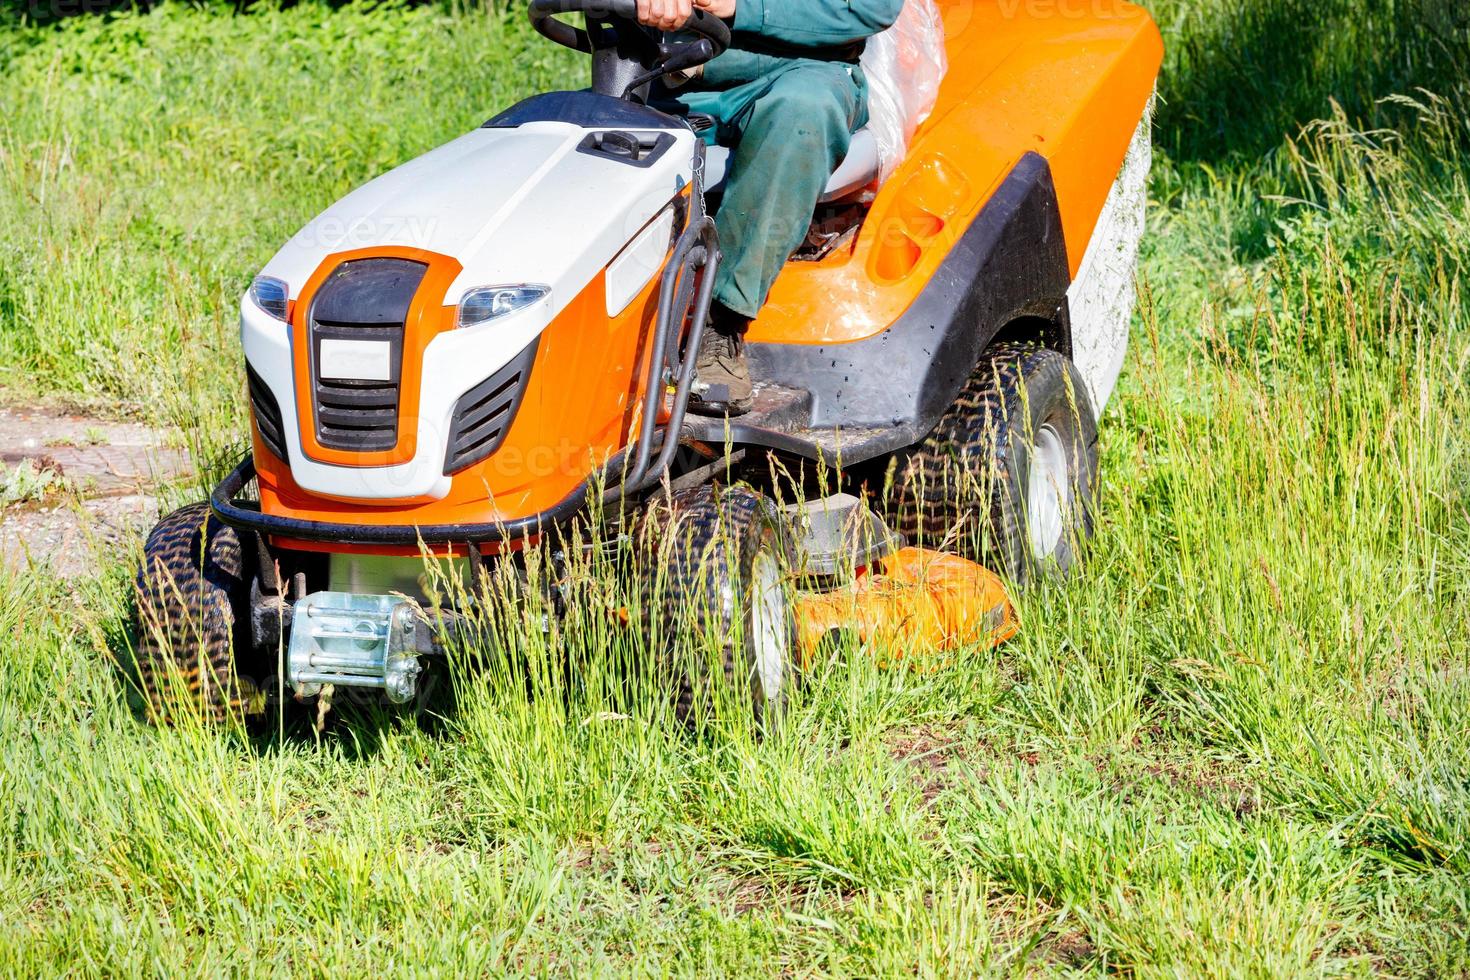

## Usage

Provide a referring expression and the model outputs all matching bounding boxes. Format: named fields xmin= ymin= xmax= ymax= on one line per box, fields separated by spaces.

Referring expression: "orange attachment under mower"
xmin=795 ymin=548 xmax=1018 ymax=670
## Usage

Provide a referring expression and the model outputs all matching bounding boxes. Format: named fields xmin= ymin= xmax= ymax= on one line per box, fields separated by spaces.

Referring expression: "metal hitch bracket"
xmin=288 ymin=592 xmax=424 ymax=703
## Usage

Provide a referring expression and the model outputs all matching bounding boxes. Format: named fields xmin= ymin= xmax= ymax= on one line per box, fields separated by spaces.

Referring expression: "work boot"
xmin=690 ymin=307 xmax=754 ymax=416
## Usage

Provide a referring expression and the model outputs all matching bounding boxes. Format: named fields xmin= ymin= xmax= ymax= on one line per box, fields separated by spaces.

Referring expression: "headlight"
xmin=456 ymin=284 xmax=550 ymax=329
xmin=248 ymin=275 xmax=289 ymax=321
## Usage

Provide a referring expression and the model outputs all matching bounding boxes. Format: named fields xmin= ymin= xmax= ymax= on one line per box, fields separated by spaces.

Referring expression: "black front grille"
xmin=444 ymin=339 xmax=539 ymax=475
xmin=313 ymin=325 xmax=402 ymax=452
xmin=246 ymin=364 xmax=289 ymax=463
xmin=309 ymin=258 xmax=427 ymax=452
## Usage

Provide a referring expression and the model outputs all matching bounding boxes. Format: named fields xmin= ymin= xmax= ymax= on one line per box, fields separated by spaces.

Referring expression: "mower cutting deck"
xmin=132 ymin=0 xmax=1162 ymax=724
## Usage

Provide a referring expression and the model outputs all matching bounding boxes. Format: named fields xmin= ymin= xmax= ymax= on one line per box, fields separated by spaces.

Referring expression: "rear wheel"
xmin=883 ymin=343 xmax=1098 ymax=583
xmin=640 ymin=484 xmax=797 ymax=729
xmin=132 ymin=502 xmax=262 ymax=722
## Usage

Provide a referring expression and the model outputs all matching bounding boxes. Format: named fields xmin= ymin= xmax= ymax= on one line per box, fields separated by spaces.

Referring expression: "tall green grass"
xmin=2 ymin=0 xmax=1469 ymax=973
xmin=0 ymin=2 xmax=576 ymax=461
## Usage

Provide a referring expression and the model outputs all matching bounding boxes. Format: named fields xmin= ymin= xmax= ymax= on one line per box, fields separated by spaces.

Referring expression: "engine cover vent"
xmin=443 ymin=339 xmax=539 ymax=475
xmin=246 ymin=364 xmax=289 ymax=463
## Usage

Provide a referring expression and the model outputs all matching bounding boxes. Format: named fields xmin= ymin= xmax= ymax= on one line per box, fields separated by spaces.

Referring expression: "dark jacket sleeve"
xmin=732 ymin=0 xmax=906 ymax=48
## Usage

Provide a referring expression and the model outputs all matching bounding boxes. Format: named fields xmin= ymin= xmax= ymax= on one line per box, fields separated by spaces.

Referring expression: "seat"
xmin=701 ymin=127 xmax=881 ymax=204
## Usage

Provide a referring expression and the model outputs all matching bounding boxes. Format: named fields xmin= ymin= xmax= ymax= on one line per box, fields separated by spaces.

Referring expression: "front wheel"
xmin=639 ymin=484 xmax=797 ymax=730
xmin=132 ymin=502 xmax=263 ymax=722
xmin=883 ymin=343 xmax=1099 ymax=584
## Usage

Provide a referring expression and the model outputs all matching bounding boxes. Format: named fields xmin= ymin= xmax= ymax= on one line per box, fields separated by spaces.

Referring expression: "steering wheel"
xmin=528 ymin=0 xmax=731 ymax=62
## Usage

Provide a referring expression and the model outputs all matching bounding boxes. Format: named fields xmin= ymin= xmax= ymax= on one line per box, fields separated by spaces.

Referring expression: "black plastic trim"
xmin=575 ymin=130 xmax=676 ymax=168
xmin=484 ymin=91 xmax=688 ymax=131
xmin=308 ymin=258 xmax=426 ymax=452
xmin=685 ymin=151 xmax=1073 ymax=464
xmin=246 ymin=364 xmax=288 ymax=464
xmin=443 ymin=338 xmax=539 ymax=475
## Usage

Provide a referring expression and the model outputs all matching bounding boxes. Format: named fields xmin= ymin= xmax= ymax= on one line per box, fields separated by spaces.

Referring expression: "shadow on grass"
xmin=1150 ymin=0 xmax=1465 ymax=166
xmin=240 ymin=660 xmax=463 ymax=762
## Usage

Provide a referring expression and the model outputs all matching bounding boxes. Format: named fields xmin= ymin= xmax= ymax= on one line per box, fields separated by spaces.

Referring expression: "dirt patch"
xmin=1040 ymin=926 xmax=1098 ymax=968
xmin=563 ymin=838 xmax=837 ymax=920
xmin=1097 ymin=752 xmax=1260 ymax=819
xmin=886 ymin=722 xmax=984 ymax=808
xmin=1145 ymin=759 xmax=1259 ymax=818
xmin=0 ymin=407 xmax=192 ymax=578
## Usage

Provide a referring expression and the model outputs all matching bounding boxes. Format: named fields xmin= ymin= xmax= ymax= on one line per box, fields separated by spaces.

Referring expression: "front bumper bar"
xmin=210 ymin=454 xmax=608 ymax=547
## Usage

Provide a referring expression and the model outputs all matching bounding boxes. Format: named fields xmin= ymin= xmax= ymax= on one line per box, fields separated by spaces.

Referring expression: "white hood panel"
xmin=262 ymin=121 xmax=694 ymax=313
xmin=246 ymin=118 xmax=694 ymax=502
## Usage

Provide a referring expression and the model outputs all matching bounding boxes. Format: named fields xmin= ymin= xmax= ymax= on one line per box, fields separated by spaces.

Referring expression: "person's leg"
xmin=680 ymin=60 xmax=866 ymax=413
xmin=712 ymin=60 xmax=866 ymax=318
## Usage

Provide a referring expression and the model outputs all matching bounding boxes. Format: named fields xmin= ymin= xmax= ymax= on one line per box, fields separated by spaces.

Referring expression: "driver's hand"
xmin=693 ymin=0 xmax=736 ymax=18
xmin=635 ymin=0 xmax=693 ymax=32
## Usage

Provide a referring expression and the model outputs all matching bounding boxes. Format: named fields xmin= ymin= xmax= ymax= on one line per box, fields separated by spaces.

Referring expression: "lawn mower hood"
xmin=241 ymin=97 xmax=698 ymax=511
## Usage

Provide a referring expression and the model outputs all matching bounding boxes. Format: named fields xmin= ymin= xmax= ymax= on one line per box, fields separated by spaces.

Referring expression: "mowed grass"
xmin=3 ymin=0 xmax=1470 ymax=973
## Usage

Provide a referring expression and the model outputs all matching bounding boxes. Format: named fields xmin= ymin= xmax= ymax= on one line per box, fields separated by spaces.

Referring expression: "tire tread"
xmin=884 ymin=342 xmax=1096 ymax=579
xmin=133 ymin=502 xmax=258 ymax=722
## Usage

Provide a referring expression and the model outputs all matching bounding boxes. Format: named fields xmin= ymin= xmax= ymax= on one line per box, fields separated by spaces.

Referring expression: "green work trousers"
xmin=663 ymin=53 xmax=869 ymax=318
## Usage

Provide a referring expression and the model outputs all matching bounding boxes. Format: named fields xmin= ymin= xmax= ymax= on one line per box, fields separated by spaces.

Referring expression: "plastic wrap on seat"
xmin=860 ymin=0 xmax=948 ymax=182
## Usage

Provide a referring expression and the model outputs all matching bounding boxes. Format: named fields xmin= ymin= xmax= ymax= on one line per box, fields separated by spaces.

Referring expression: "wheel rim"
xmin=748 ymin=548 xmax=789 ymax=704
xmin=1026 ymin=423 xmax=1069 ymax=559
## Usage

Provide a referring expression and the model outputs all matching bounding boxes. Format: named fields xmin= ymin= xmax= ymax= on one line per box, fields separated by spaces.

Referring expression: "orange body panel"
xmin=256 ymin=262 xmax=665 ymax=548
xmin=748 ymin=0 xmax=1163 ymax=346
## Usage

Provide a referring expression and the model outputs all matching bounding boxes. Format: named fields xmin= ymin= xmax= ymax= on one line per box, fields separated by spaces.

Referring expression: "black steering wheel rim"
xmin=528 ymin=0 xmax=730 ymax=60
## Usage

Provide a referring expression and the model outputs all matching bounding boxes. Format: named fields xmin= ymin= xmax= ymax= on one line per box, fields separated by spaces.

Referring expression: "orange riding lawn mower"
xmin=132 ymin=0 xmax=1162 ymax=726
